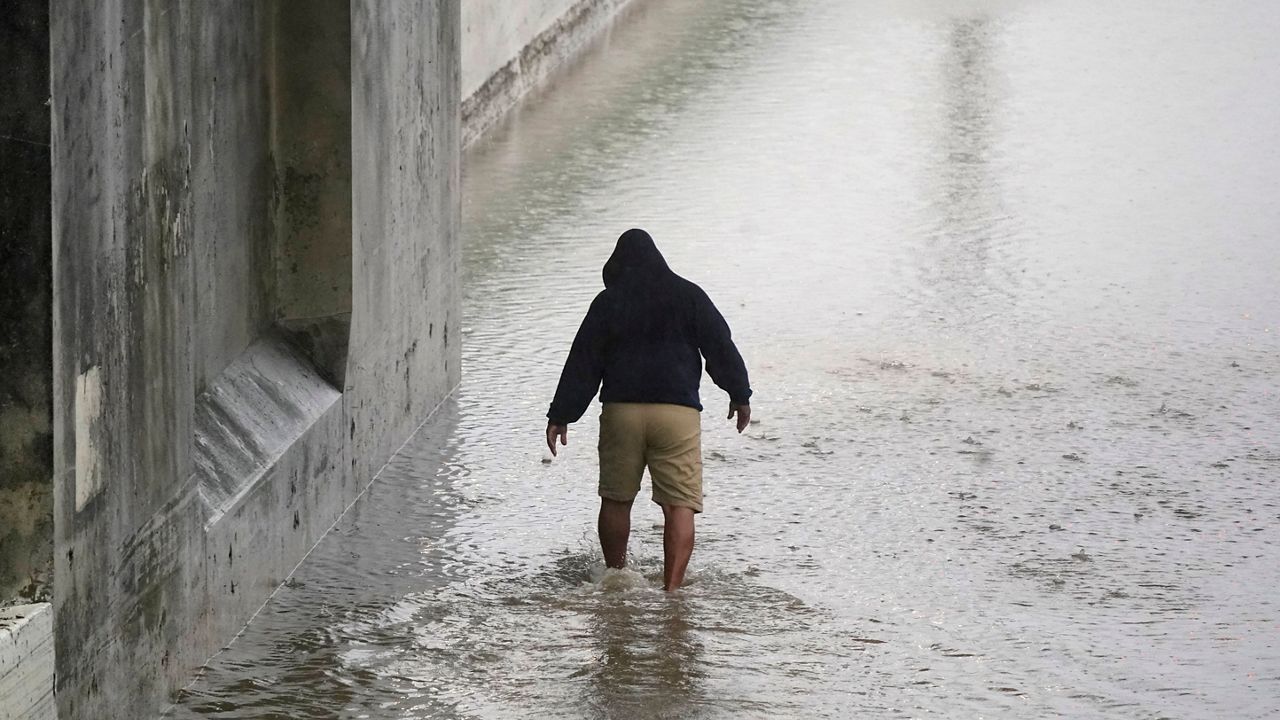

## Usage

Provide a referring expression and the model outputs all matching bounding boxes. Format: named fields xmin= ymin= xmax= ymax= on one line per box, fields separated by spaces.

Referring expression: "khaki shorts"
xmin=598 ymin=402 xmax=703 ymax=512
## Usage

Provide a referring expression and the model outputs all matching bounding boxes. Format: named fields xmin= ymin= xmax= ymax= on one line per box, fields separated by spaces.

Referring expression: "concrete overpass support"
xmin=48 ymin=2 xmax=459 ymax=717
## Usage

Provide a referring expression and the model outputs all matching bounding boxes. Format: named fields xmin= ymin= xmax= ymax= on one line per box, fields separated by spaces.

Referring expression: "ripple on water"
xmin=175 ymin=0 xmax=1280 ymax=716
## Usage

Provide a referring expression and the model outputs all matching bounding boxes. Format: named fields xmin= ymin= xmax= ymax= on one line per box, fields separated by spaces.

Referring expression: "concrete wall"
xmin=48 ymin=2 xmax=459 ymax=718
xmin=0 ymin=604 xmax=55 ymax=720
xmin=0 ymin=0 xmax=54 ymax=609
xmin=462 ymin=0 xmax=581 ymax=99
xmin=461 ymin=0 xmax=642 ymax=145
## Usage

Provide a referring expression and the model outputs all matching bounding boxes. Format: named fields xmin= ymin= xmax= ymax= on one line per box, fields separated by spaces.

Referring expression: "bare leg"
xmin=661 ymin=504 xmax=695 ymax=591
xmin=598 ymin=498 xmax=633 ymax=568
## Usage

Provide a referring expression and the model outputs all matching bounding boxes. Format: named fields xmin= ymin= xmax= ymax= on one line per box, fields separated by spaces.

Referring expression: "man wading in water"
xmin=546 ymin=228 xmax=753 ymax=591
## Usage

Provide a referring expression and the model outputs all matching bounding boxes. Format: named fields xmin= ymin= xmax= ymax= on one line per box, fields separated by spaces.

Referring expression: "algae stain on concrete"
xmin=0 ymin=355 xmax=53 ymax=605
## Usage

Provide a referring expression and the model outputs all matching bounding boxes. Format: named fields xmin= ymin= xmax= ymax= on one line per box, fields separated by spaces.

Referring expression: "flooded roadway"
xmin=174 ymin=0 xmax=1280 ymax=717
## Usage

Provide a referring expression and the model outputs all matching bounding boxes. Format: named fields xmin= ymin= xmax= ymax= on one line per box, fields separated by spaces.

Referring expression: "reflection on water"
xmin=174 ymin=0 xmax=1280 ymax=717
xmin=923 ymin=16 xmax=1003 ymax=318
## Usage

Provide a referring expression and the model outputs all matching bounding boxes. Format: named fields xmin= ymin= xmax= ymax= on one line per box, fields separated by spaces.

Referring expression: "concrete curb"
xmin=0 ymin=604 xmax=55 ymax=720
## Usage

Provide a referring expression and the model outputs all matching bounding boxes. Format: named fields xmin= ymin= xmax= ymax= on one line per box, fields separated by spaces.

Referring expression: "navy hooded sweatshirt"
xmin=547 ymin=229 xmax=752 ymax=425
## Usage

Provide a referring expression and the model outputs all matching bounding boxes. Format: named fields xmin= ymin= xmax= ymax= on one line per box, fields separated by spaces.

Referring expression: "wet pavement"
xmin=173 ymin=0 xmax=1280 ymax=717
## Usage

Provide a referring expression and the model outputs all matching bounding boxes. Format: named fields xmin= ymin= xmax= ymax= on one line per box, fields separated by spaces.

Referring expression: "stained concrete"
xmin=462 ymin=0 xmax=583 ymax=99
xmin=461 ymin=0 xmax=647 ymax=145
xmin=0 ymin=0 xmax=642 ymax=715
xmin=0 ymin=0 xmax=54 ymax=608
xmin=270 ymin=0 xmax=353 ymax=335
xmin=0 ymin=604 xmax=55 ymax=720
xmin=49 ymin=2 xmax=459 ymax=718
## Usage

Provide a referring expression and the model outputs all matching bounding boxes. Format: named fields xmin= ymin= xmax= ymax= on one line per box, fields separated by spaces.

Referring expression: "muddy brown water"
xmin=173 ymin=0 xmax=1279 ymax=717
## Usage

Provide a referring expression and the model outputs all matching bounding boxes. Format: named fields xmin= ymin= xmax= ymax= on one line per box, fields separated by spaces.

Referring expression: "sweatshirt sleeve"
xmin=547 ymin=293 xmax=610 ymax=425
xmin=694 ymin=288 xmax=752 ymax=406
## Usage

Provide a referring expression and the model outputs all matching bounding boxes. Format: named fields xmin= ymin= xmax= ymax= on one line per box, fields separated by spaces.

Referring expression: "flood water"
xmin=174 ymin=0 xmax=1280 ymax=717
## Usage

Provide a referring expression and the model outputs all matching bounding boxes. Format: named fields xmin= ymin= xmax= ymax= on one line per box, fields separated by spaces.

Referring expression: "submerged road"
xmin=176 ymin=0 xmax=1280 ymax=717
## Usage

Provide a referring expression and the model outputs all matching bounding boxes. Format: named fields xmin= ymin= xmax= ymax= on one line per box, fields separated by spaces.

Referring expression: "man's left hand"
xmin=546 ymin=422 xmax=569 ymax=456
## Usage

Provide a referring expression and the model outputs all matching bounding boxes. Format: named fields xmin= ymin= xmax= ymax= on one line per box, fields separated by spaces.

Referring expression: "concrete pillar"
xmin=49 ymin=2 xmax=460 ymax=717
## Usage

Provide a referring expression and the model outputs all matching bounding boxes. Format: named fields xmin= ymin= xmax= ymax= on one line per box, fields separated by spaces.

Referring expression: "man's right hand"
xmin=728 ymin=402 xmax=751 ymax=433
xmin=546 ymin=422 xmax=568 ymax=456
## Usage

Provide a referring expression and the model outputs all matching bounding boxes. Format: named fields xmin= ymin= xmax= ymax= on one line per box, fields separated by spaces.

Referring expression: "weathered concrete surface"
xmin=462 ymin=0 xmax=582 ymax=99
xmin=49 ymin=2 xmax=459 ymax=718
xmin=350 ymin=0 xmax=460 ymax=482
xmin=271 ymin=1 xmax=353 ymax=336
xmin=462 ymin=0 xmax=646 ymax=145
xmin=192 ymin=336 xmax=342 ymax=529
xmin=0 ymin=0 xmax=54 ymax=608
xmin=0 ymin=603 xmax=55 ymax=720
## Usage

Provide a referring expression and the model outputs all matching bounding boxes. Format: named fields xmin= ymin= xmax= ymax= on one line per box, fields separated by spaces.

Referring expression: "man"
xmin=545 ymin=228 xmax=753 ymax=591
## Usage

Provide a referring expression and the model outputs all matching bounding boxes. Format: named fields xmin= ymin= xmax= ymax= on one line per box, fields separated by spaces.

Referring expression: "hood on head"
xmin=603 ymin=228 xmax=670 ymax=287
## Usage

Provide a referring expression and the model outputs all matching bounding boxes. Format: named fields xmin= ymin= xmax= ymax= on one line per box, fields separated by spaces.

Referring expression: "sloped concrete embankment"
xmin=461 ymin=0 xmax=649 ymax=146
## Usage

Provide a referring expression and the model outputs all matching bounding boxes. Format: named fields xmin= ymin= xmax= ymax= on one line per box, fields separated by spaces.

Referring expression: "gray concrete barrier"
xmin=0 ymin=604 xmax=55 ymax=720
xmin=48 ymin=2 xmax=458 ymax=717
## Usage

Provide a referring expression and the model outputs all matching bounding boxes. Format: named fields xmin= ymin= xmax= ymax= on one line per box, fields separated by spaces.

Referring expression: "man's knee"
xmin=600 ymin=497 xmax=634 ymax=512
xmin=660 ymin=503 xmax=696 ymax=523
